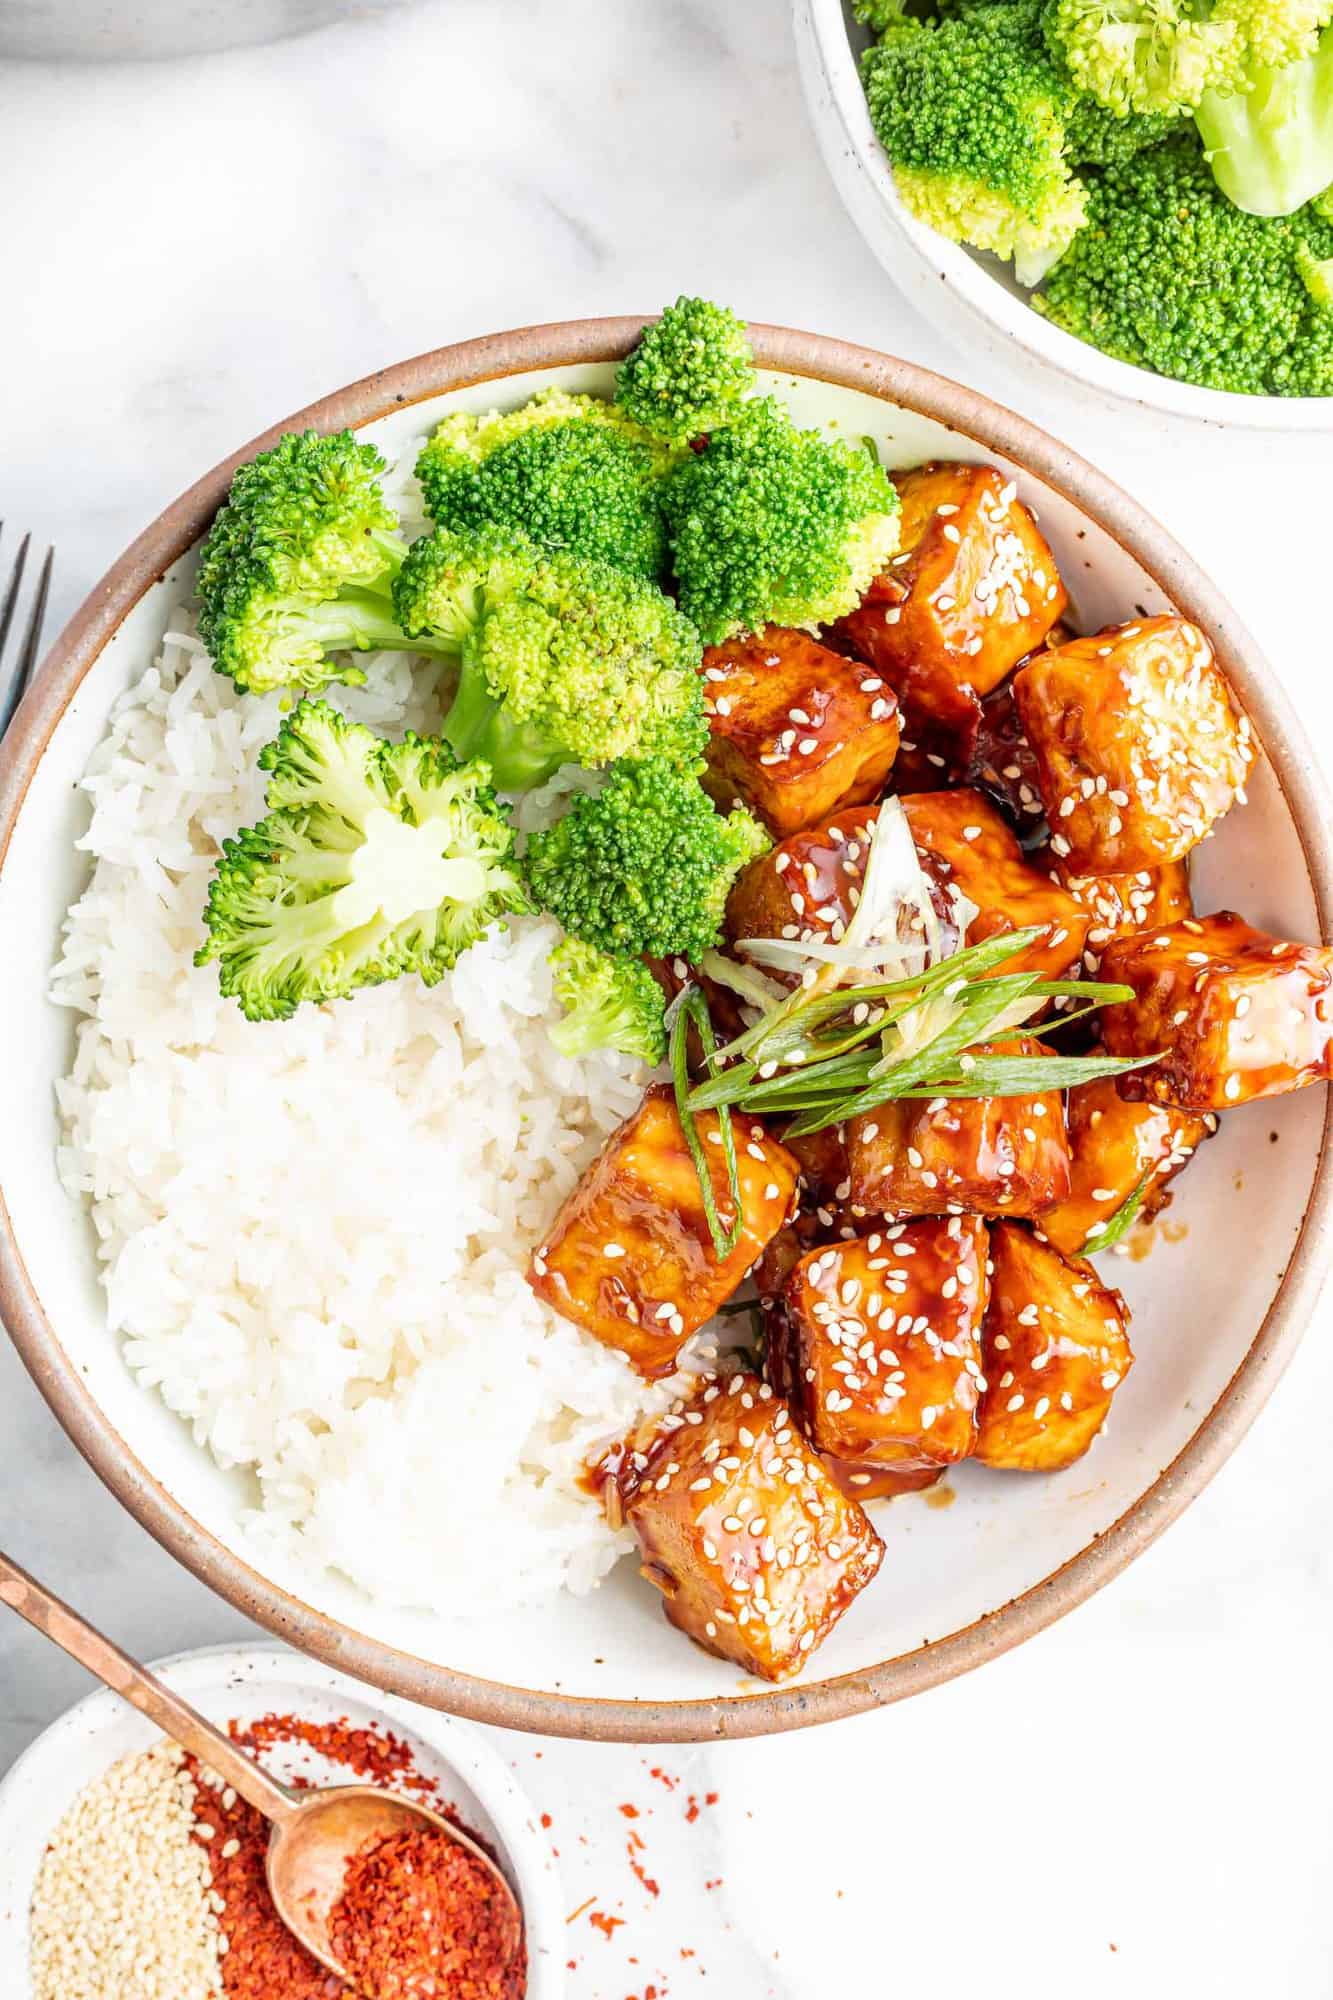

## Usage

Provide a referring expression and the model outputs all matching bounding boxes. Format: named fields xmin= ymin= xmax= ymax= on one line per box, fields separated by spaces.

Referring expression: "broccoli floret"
xmin=854 ymin=0 xmax=911 ymax=23
xmin=1064 ymin=95 xmax=1182 ymax=161
xmin=548 ymin=937 xmax=667 ymax=1064
xmin=1035 ymin=133 xmax=1333 ymax=391
xmin=524 ymin=758 xmax=769 ymax=963
xmin=1045 ymin=0 xmax=1331 ymax=123
xmin=861 ymin=10 xmax=1090 ymax=283
xmin=416 ymin=389 xmax=671 ymax=578
xmin=615 ymin=298 xmax=756 ymax=445
xmin=196 ymin=700 xmax=525 ymax=1021
xmin=1043 ymin=0 xmax=1238 ymax=115
xmin=1196 ymin=20 xmax=1333 ymax=213
xmin=196 ymin=430 xmax=451 ymax=697
xmin=658 ymin=398 xmax=901 ymax=645
xmin=393 ymin=524 xmax=707 ymax=790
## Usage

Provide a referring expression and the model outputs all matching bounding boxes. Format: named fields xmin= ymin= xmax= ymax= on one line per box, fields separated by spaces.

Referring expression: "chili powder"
xmin=330 ymin=1826 xmax=522 ymax=2000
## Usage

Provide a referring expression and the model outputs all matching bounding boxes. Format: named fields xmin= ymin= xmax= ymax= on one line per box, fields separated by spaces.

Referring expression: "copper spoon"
xmin=0 ymin=1550 xmax=522 ymax=1988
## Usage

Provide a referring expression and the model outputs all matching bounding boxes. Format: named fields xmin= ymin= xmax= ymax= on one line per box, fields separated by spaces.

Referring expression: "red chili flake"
xmin=589 ymin=1911 xmax=624 ymax=1939
xmin=539 ymin=1814 xmax=553 ymax=1831
xmin=684 ymin=1797 xmax=699 ymax=1824
xmin=704 ymin=1792 xmax=718 ymax=1807
xmin=647 ymin=1767 xmax=677 ymax=1791
xmin=185 ymin=1756 xmax=344 ymax=1998
xmin=618 ymin=1803 xmax=640 ymax=1820
xmin=232 ymin=1715 xmax=439 ymax=1799
xmin=330 ymin=1826 xmax=522 ymax=2000
xmin=626 ymin=1833 xmax=660 ymax=1899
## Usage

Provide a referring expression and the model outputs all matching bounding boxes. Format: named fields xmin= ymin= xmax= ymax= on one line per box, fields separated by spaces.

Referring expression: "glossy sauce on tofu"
xmin=699 ymin=625 xmax=902 ymax=836
xmin=614 ymin=1371 xmax=885 ymax=1682
xmin=527 ymin=1086 xmax=799 ymax=1377
xmin=1100 ymin=912 xmax=1333 ymax=1109
xmin=976 ymin=1225 xmax=1132 ymax=1472
xmin=844 ymin=1036 xmax=1072 ymax=1219
xmin=770 ymin=1219 xmax=989 ymax=1492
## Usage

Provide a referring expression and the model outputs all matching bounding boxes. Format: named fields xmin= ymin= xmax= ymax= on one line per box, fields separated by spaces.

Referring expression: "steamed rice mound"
xmin=51 ymin=618 xmax=705 ymax=1615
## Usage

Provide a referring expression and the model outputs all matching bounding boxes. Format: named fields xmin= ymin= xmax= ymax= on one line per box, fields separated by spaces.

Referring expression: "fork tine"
xmin=0 ymin=526 xmax=30 ymax=666
xmin=0 ymin=538 xmax=52 ymax=739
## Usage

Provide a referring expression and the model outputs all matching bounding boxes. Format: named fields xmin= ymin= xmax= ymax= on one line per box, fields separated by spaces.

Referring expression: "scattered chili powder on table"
xmin=331 ymin=1826 xmax=522 ymax=2000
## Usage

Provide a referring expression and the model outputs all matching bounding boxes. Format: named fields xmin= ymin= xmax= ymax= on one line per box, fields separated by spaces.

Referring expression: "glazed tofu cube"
xmin=1013 ymin=617 xmax=1254 ymax=871
xmin=1039 ymin=1076 xmax=1214 ymax=1256
xmin=1099 ymin=912 xmax=1333 ymax=1110
xmin=845 ymin=1037 xmax=1072 ymax=1219
xmin=699 ymin=626 xmax=901 ymax=836
xmin=775 ymin=1220 xmax=989 ymax=1492
xmin=901 ymin=790 xmax=1091 ymax=982
xmin=528 ymin=1086 xmax=799 ymax=1376
xmin=830 ymin=462 xmax=1067 ymax=739
xmin=724 ymin=802 xmax=968 ymax=969
xmin=975 ymin=1223 xmax=1132 ymax=1471
xmin=1043 ymin=854 xmax=1193 ymax=972
xmin=621 ymin=1371 xmax=884 ymax=1681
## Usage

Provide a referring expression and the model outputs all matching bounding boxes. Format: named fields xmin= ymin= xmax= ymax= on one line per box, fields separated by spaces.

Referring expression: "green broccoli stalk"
xmin=525 ymin=758 xmax=770 ymax=963
xmin=393 ymin=525 xmax=707 ymax=791
xmin=548 ymin=937 xmax=668 ymax=1065
xmin=196 ymin=430 xmax=453 ymax=697
xmin=1035 ymin=133 xmax=1333 ymax=392
xmin=861 ymin=10 xmax=1090 ymax=284
xmin=416 ymin=389 xmax=673 ymax=578
xmin=196 ymin=700 xmax=525 ymax=1021
xmin=658 ymin=398 xmax=901 ymax=645
xmin=614 ymin=298 xmax=756 ymax=445
xmin=1196 ymin=20 xmax=1333 ymax=212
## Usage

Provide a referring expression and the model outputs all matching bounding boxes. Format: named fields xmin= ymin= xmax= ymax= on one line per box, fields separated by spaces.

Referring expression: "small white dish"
xmin=0 ymin=1643 xmax=563 ymax=2000
xmin=793 ymin=0 xmax=1333 ymax=431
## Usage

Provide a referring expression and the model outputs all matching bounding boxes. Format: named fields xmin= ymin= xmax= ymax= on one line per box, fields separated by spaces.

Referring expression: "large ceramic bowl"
xmin=1 ymin=320 xmax=1330 ymax=1741
xmin=793 ymin=0 xmax=1333 ymax=433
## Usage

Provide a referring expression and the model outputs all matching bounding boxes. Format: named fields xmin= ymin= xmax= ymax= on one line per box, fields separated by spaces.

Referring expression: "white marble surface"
xmin=2 ymin=4 xmax=1331 ymax=1995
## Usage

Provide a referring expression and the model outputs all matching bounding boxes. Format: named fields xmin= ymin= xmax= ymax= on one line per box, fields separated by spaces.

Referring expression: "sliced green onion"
xmin=671 ymin=988 xmax=743 ymax=1260
xmin=1081 ymin=1170 xmax=1155 ymax=1254
xmin=892 ymin=1051 xmax=1161 ymax=1095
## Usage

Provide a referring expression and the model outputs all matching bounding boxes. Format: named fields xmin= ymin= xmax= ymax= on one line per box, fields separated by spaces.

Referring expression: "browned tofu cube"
xmin=620 ymin=1371 xmax=884 ymax=1680
xmin=724 ymin=802 xmax=968 ymax=967
xmin=829 ymin=463 xmax=1067 ymax=749
xmin=1039 ymin=1076 xmax=1214 ymax=1255
xmin=901 ymin=790 xmax=1091 ymax=983
xmin=1099 ymin=912 xmax=1333 ymax=1110
xmin=975 ymin=1223 xmax=1132 ymax=1471
xmin=528 ymin=1086 xmax=799 ymax=1376
xmin=774 ymin=1221 xmax=989 ymax=1493
xmin=699 ymin=626 xmax=901 ymax=836
xmin=1013 ymin=617 xmax=1254 ymax=871
xmin=1042 ymin=854 xmax=1193 ymax=972
xmin=844 ymin=1037 xmax=1072 ymax=1218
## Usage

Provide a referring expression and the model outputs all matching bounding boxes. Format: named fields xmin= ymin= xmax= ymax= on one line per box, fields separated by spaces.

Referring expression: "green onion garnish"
xmin=671 ymin=987 xmax=743 ymax=1260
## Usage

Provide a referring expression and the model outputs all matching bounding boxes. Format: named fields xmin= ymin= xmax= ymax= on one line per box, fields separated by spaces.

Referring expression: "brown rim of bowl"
xmin=1 ymin=318 xmax=1330 ymax=1743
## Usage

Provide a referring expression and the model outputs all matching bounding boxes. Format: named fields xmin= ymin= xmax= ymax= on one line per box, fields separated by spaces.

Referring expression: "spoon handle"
xmin=0 ymin=1549 xmax=299 ymax=1825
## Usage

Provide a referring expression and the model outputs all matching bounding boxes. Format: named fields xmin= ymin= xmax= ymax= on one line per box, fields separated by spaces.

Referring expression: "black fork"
xmin=0 ymin=525 xmax=54 ymax=739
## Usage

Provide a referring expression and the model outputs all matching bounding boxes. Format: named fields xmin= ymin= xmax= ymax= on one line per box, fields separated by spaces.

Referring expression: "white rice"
xmin=50 ymin=445 xmax=721 ymax=1614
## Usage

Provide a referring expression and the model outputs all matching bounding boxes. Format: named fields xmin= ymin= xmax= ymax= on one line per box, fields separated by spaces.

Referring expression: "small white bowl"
xmin=793 ymin=0 xmax=1333 ymax=431
xmin=0 ymin=1644 xmax=564 ymax=2000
